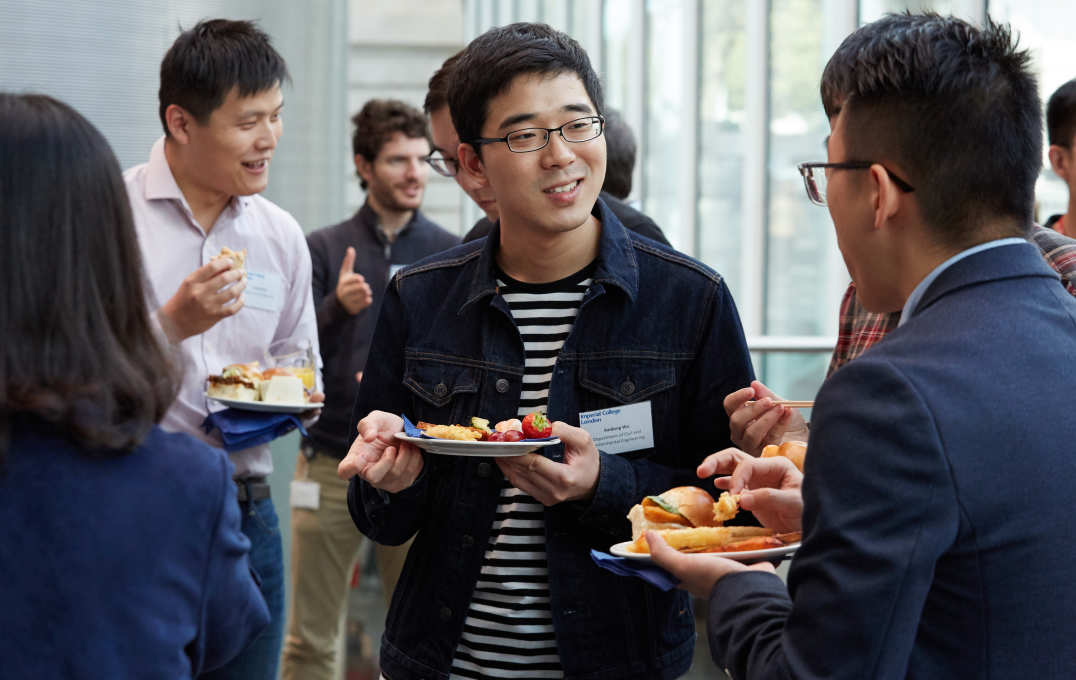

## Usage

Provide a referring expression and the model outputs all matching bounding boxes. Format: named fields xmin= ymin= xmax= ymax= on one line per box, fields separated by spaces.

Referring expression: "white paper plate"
xmin=608 ymin=540 xmax=800 ymax=563
xmin=208 ymin=395 xmax=322 ymax=414
xmin=394 ymin=432 xmax=559 ymax=458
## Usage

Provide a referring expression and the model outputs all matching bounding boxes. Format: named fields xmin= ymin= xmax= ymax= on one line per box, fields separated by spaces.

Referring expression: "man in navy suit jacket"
xmin=649 ymin=13 xmax=1076 ymax=679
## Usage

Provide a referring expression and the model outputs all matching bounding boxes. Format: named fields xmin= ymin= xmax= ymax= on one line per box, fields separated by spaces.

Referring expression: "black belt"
xmin=235 ymin=477 xmax=271 ymax=503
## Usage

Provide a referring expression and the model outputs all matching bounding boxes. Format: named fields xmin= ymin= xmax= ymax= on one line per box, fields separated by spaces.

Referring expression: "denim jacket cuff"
xmin=363 ymin=455 xmax=429 ymax=517
xmin=576 ymin=451 xmax=636 ymax=531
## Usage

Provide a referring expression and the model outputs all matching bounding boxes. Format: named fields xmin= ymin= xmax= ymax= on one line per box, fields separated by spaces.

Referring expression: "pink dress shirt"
xmin=125 ymin=137 xmax=321 ymax=477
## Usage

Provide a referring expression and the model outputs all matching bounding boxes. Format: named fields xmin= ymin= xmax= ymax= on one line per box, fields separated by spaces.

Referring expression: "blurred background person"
xmin=0 ymin=92 xmax=269 ymax=678
xmin=1046 ymin=77 xmax=1076 ymax=236
xmin=282 ymin=99 xmax=458 ymax=680
xmin=425 ymin=52 xmax=500 ymax=226
xmin=600 ymin=108 xmax=637 ymax=202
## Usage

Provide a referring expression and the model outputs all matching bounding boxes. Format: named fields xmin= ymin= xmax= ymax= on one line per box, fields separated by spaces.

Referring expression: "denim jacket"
xmin=347 ymin=200 xmax=755 ymax=680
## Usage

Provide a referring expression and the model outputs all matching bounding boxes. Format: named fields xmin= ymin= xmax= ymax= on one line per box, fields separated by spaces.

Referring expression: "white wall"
xmin=346 ymin=0 xmax=470 ymax=235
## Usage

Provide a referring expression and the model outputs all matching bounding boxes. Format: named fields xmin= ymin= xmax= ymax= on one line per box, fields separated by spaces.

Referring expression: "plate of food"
xmin=610 ymin=485 xmax=801 ymax=563
xmin=396 ymin=414 xmax=559 ymax=457
xmin=608 ymin=539 xmax=800 ymax=563
xmin=206 ymin=362 xmax=322 ymax=414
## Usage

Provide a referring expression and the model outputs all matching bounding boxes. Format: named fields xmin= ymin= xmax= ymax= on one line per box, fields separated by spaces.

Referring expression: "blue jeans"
xmin=200 ymin=497 xmax=285 ymax=680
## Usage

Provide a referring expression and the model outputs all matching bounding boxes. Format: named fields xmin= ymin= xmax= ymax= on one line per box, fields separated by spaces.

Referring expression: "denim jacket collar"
xmin=459 ymin=197 xmax=640 ymax=314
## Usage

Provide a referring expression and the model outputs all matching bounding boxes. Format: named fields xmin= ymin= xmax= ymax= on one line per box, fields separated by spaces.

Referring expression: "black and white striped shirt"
xmin=450 ymin=266 xmax=592 ymax=680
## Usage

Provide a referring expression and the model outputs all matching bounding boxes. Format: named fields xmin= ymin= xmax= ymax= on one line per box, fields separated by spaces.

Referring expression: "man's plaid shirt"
xmin=827 ymin=223 xmax=1076 ymax=376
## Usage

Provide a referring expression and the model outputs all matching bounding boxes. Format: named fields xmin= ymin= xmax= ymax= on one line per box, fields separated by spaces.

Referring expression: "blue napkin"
xmin=202 ymin=409 xmax=309 ymax=452
xmin=589 ymin=549 xmax=679 ymax=591
xmin=400 ymin=414 xmax=557 ymax=441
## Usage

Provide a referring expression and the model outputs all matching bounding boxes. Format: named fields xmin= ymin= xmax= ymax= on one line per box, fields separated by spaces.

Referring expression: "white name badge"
xmin=245 ymin=270 xmax=284 ymax=312
xmin=579 ymin=401 xmax=655 ymax=455
xmin=290 ymin=479 xmax=320 ymax=510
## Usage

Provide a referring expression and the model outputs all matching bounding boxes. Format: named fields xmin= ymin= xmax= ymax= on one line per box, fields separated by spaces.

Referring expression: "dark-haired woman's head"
xmin=0 ymin=93 xmax=178 ymax=457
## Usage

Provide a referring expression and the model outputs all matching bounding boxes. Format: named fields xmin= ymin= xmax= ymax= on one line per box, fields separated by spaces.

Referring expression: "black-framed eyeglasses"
xmin=797 ymin=161 xmax=915 ymax=207
xmin=463 ymin=115 xmax=605 ymax=153
xmin=425 ymin=152 xmax=458 ymax=178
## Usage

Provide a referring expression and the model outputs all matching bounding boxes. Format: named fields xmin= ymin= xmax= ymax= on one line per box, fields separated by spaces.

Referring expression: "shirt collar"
xmin=460 ymin=197 xmax=639 ymax=311
xmin=143 ymin=136 xmax=249 ymax=219
xmin=898 ymin=237 xmax=1026 ymax=326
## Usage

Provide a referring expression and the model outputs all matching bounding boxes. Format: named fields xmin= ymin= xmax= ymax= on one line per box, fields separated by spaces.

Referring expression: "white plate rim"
xmin=394 ymin=432 xmax=560 ymax=457
xmin=207 ymin=395 xmax=321 ymax=414
xmin=608 ymin=540 xmax=800 ymax=563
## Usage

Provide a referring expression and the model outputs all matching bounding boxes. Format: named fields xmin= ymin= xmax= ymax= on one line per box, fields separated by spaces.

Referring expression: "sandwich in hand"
xmin=213 ymin=246 xmax=247 ymax=272
xmin=207 ymin=362 xmax=262 ymax=401
xmin=626 ymin=486 xmax=776 ymax=554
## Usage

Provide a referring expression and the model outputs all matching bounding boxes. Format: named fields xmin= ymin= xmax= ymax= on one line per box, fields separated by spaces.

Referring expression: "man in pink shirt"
xmin=124 ymin=19 xmax=320 ymax=680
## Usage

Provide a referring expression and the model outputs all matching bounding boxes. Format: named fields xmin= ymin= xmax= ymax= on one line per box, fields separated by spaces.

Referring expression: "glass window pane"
xmin=602 ymin=0 xmax=632 ymax=112
xmin=754 ymin=352 xmax=831 ymax=416
xmin=859 ymin=0 xmax=967 ymax=23
xmin=765 ymin=0 xmax=841 ymax=336
xmin=698 ymin=1 xmax=747 ymax=299
xmin=989 ymin=0 xmax=1076 ymax=222
xmin=643 ymin=0 xmax=691 ymax=249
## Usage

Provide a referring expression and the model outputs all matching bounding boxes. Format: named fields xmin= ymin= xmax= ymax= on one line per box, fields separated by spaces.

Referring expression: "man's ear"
xmin=354 ymin=154 xmax=373 ymax=184
xmin=1048 ymin=144 xmax=1071 ymax=182
xmin=164 ymin=104 xmax=194 ymax=144
xmin=869 ymin=163 xmax=902 ymax=230
xmin=457 ymin=143 xmax=490 ymax=188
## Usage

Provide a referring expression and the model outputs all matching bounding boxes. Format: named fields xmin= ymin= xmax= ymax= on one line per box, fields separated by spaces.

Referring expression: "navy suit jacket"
xmin=0 ymin=421 xmax=269 ymax=678
xmin=708 ymin=242 xmax=1076 ymax=679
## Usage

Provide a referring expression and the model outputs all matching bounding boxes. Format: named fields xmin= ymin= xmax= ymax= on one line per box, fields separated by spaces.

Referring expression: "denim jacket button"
xmin=434 ymin=382 xmax=448 ymax=397
xmin=620 ymin=379 xmax=636 ymax=396
xmin=495 ymin=378 xmax=510 ymax=393
xmin=462 ymin=534 xmax=475 ymax=548
xmin=439 ymin=606 xmax=453 ymax=621
xmin=476 ymin=462 xmax=492 ymax=478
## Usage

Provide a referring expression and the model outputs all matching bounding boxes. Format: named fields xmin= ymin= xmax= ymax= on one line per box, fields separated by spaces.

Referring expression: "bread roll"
xmin=641 ymin=486 xmax=718 ymax=528
xmin=213 ymin=246 xmax=246 ymax=272
xmin=761 ymin=440 xmax=807 ymax=472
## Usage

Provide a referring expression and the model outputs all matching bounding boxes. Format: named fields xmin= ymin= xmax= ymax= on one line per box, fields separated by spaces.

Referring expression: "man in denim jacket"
xmin=337 ymin=22 xmax=755 ymax=680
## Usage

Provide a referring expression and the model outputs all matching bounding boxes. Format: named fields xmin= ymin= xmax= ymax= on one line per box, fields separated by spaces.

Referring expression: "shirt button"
xmin=495 ymin=378 xmax=509 ymax=393
xmin=620 ymin=379 xmax=636 ymax=396
xmin=439 ymin=606 xmax=453 ymax=622
xmin=476 ymin=462 xmax=492 ymax=478
xmin=462 ymin=534 xmax=474 ymax=548
xmin=434 ymin=382 xmax=448 ymax=397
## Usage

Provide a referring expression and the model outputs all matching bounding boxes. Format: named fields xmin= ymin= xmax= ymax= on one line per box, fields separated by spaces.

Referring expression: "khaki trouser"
xmin=280 ymin=451 xmax=411 ymax=680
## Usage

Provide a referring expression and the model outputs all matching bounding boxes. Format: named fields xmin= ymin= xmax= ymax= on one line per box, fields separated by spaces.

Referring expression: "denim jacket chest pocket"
xmin=402 ymin=355 xmax=481 ymax=425
xmin=575 ymin=357 xmax=679 ymax=456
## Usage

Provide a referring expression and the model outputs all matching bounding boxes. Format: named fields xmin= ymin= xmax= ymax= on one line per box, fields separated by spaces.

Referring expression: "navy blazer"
xmin=0 ymin=421 xmax=269 ymax=678
xmin=708 ymin=242 xmax=1076 ymax=679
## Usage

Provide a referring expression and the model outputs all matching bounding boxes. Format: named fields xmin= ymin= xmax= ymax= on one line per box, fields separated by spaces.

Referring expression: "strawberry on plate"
xmin=521 ymin=411 xmax=552 ymax=439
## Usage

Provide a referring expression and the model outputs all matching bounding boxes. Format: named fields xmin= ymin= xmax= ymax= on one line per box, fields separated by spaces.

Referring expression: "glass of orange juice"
xmin=265 ymin=338 xmax=316 ymax=390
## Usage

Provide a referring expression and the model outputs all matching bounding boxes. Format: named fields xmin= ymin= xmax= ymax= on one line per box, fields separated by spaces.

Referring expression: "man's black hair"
xmin=158 ymin=18 xmax=290 ymax=135
xmin=1047 ymin=79 xmax=1076 ymax=147
xmin=424 ymin=51 xmax=462 ymax=115
xmin=351 ymin=99 xmax=430 ymax=190
xmin=819 ymin=13 xmax=1040 ymax=244
xmin=449 ymin=22 xmax=604 ymax=157
xmin=602 ymin=109 xmax=636 ymax=199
